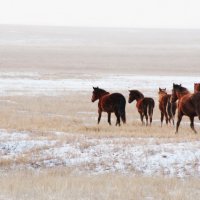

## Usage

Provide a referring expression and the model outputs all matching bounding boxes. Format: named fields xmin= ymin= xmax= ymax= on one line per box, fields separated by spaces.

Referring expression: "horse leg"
xmin=189 ymin=116 xmax=197 ymax=133
xmin=167 ymin=103 xmax=172 ymax=125
xmin=115 ymin=111 xmax=120 ymax=126
xmin=145 ymin=114 xmax=148 ymax=126
xmin=164 ymin=111 xmax=168 ymax=125
xmin=168 ymin=115 xmax=171 ymax=124
xmin=172 ymin=114 xmax=175 ymax=126
xmin=161 ymin=112 xmax=164 ymax=127
xmin=149 ymin=113 xmax=152 ymax=126
xmin=175 ymin=112 xmax=183 ymax=134
xmin=149 ymin=108 xmax=153 ymax=126
xmin=139 ymin=112 xmax=144 ymax=125
xmin=108 ymin=112 xmax=111 ymax=125
xmin=143 ymin=108 xmax=148 ymax=126
xmin=98 ymin=109 xmax=102 ymax=124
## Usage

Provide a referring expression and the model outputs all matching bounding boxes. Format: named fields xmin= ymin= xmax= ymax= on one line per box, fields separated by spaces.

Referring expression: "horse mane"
xmin=130 ymin=90 xmax=144 ymax=98
xmin=180 ymin=86 xmax=189 ymax=92
xmin=93 ymin=87 xmax=109 ymax=94
xmin=173 ymin=84 xmax=189 ymax=93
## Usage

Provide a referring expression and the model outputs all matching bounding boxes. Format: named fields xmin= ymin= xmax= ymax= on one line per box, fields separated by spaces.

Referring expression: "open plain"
xmin=0 ymin=25 xmax=200 ymax=199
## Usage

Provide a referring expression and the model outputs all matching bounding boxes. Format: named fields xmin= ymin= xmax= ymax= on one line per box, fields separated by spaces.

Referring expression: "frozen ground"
xmin=1 ymin=129 xmax=200 ymax=177
xmin=0 ymin=73 xmax=199 ymax=96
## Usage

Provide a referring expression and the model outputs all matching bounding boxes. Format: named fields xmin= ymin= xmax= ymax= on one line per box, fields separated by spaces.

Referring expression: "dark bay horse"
xmin=128 ymin=90 xmax=155 ymax=126
xmin=171 ymin=83 xmax=200 ymax=133
xmin=158 ymin=88 xmax=177 ymax=126
xmin=194 ymin=83 xmax=200 ymax=93
xmin=91 ymin=87 xmax=126 ymax=126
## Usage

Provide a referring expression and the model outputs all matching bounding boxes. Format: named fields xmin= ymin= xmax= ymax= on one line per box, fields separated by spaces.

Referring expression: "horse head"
xmin=128 ymin=90 xmax=144 ymax=103
xmin=171 ymin=83 xmax=188 ymax=103
xmin=158 ymin=88 xmax=167 ymax=95
xmin=194 ymin=83 xmax=200 ymax=93
xmin=92 ymin=87 xmax=99 ymax=102
xmin=128 ymin=90 xmax=135 ymax=103
xmin=91 ymin=87 xmax=108 ymax=102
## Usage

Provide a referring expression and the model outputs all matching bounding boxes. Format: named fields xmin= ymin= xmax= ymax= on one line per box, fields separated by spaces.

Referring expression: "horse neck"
xmin=159 ymin=93 xmax=167 ymax=102
xmin=135 ymin=93 xmax=144 ymax=102
xmin=98 ymin=91 xmax=109 ymax=99
xmin=177 ymin=90 xmax=190 ymax=99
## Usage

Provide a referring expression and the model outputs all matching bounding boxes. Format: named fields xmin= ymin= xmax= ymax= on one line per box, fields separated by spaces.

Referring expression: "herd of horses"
xmin=91 ymin=83 xmax=200 ymax=134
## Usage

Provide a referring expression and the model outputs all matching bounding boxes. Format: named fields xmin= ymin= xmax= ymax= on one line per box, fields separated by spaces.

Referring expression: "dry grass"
xmin=1 ymin=26 xmax=200 ymax=199
xmin=0 ymin=94 xmax=199 ymax=173
xmin=0 ymin=168 xmax=200 ymax=200
xmin=0 ymin=94 xmax=199 ymax=141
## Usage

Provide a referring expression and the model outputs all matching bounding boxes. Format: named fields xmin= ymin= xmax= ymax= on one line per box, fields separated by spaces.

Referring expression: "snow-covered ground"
xmin=0 ymin=73 xmax=199 ymax=96
xmin=1 ymin=129 xmax=200 ymax=177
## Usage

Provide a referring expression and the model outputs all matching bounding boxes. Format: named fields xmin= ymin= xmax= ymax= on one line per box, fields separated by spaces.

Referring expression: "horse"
xmin=171 ymin=83 xmax=200 ymax=133
xmin=91 ymin=87 xmax=126 ymax=126
xmin=194 ymin=83 xmax=200 ymax=93
xmin=128 ymin=90 xmax=155 ymax=126
xmin=158 ymin=88 xmax=177 ymax=126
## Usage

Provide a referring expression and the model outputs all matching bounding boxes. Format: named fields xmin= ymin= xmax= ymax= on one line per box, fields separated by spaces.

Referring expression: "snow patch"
xmin=0 ymin=74 xmax=199 ymax=96
xmin=1 ymin=129 xmax=200 ymax=177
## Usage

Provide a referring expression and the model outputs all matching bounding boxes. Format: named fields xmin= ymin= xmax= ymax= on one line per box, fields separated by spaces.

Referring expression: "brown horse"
xmin=128 ymin=90 xmax=155 ymax=126
xmin=194 ymin=83 xmax=200 ymax=93
xmin=158 ymin=88 xmax=177 ymax=126
xmin=91 ymin=87 xmax=126 ymax=126
xmin=171 ymin=83 xmax=200 ymax=133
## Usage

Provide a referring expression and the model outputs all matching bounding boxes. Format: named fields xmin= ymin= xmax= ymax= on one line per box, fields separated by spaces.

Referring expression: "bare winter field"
xmin=0 ymin=25 xmax=200 ymax=199
xmin=1 ymin=169 xmax=200 ymax=200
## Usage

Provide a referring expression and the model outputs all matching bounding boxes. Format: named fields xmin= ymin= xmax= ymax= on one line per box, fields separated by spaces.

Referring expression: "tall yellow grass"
xmin=0 ymin=94 xmax=199 ymax=139
xmin=0 ymin=169 xmax=200 ymax=200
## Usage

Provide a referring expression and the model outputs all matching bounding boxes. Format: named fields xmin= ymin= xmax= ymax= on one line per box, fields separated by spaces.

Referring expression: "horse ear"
xmin=159 ymin=88 xmax=161 ymax=91
xmin=173 ymin=83 xmax=175 ymax=86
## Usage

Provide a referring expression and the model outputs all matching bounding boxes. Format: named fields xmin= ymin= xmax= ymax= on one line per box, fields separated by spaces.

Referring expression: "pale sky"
xmin=0 ymin=0 xmax=200 ymax=28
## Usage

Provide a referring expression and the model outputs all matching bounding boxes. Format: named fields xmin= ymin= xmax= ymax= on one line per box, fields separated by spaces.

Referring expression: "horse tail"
xmin=167 ymin=99 xmax=172 ymax=118
xmin=148 ymin=98 xmax=155 ymax=119
xmin=119 ymin=97 xmax=126 ymax=124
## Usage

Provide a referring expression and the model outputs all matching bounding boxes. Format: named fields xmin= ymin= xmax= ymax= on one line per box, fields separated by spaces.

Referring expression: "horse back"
xmin=137 ymin=97 xmax=154 ymax=111
xmin=159 ymin=95 xmax=168 ymax=111
xmin=191 ymin=92 xmax=200 ymax=108
xmin=99 ymin=93 xmax=126 ymax=112
xmin=178 ymin=94 xmax=198 ymax=116
xmin=143 ymin=97 xmax=155 ymax=107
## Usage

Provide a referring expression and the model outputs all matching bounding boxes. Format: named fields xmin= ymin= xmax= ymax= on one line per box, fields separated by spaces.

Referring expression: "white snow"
xmin=0 ymin=130 xmax=56 ymax=159
xmin=0 ymin=74 xmax=199 ymax=96
xmin=1 ymin=129 xmax=200 ymax=177
xmin=0 ymin=130 xmax=28 ymax=140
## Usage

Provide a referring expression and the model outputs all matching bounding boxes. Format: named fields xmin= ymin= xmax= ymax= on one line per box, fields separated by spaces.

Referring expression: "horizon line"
xmin=1 ymin=23 xmax=200 ymax=31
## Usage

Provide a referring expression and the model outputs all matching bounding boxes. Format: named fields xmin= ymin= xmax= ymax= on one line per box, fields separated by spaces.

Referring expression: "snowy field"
xmin=0 ymin=72 xmax=200 ymax=178
xmin=0 ymin=73 xmax=199 ymax=96
xmin=0 ymin=26 xmax=200 ymax=184
xmin=1 ymin=129 xmax=200 ymax=178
